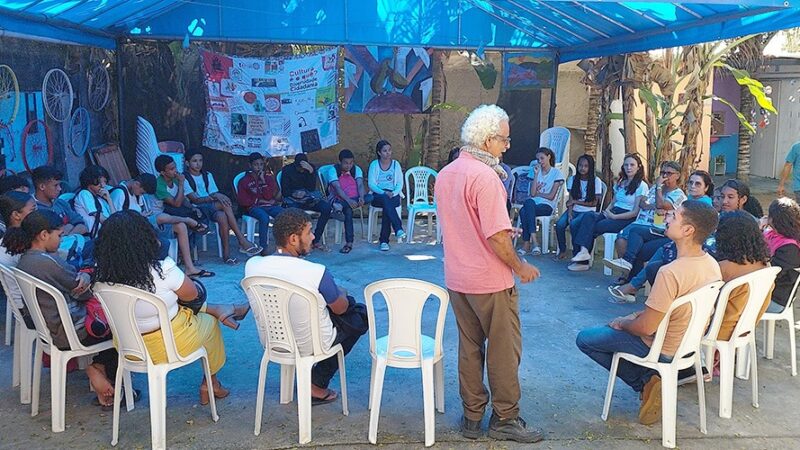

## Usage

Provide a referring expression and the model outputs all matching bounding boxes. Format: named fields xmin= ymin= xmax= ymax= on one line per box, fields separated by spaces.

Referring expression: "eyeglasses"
xmin=661 ymin=170 xmax=678 ymax=176
xmin=492 ymin=135 xmax=511 ymax=144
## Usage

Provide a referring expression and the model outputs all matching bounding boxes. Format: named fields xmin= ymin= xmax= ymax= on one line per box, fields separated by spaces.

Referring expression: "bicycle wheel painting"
xmin=21 ymin=119 xmax=53 ymax=172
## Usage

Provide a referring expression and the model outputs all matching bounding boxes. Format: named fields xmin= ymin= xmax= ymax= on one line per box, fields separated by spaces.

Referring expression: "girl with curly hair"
xmin=761 ymin=197 xmax=800 ymax=311
xmin=92 ymin=210 xmax=249 ymax=404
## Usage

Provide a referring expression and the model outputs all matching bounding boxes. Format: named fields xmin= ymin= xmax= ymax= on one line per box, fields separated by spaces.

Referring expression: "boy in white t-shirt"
xmin=73 ymin=165 xmax=116 ymax=239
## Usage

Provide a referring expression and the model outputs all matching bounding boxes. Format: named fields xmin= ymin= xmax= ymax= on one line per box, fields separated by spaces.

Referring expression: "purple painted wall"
xmin=712 ymin=70 xmax=741 ymax=136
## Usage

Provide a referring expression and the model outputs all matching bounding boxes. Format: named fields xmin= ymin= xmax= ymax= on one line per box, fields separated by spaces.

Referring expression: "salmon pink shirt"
xmin=436 ymin=152 xmax=514 ymax=294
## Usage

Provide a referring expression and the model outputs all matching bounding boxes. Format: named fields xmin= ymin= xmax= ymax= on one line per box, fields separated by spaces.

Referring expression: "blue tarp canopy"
xmin=2 ymin=1 xmax=800 ymax=61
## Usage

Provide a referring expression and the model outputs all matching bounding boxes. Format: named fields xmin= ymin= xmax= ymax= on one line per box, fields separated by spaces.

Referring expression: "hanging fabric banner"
xmin=502 ymin=52 xmax=556 ymax=90
xmin=343 ymin=46 xmax=433 ymax=113
xmin=200 ymin=47 xmax=339 ymax=156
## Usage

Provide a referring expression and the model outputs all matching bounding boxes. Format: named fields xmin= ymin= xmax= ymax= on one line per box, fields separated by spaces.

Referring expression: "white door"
xmin=750 ymin=80 xmax=780 ymax=178
xmin=775 ymin=80 xmax=800 ymax=177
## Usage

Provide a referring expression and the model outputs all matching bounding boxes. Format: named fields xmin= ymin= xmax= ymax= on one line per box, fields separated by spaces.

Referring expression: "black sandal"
xmin=340 ymin=244 xmax=353 ymax=254
xmin=188 ymin=269 xmax=215 ymax=278
xmin=190 ymin=222 xmax=210 ymax=235
xmin=311 ymin=389 xmax=338 ymax=406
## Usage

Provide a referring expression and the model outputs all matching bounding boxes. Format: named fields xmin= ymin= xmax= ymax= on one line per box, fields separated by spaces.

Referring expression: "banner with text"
xmin=201 ymin=48 xmax=339 ymax=156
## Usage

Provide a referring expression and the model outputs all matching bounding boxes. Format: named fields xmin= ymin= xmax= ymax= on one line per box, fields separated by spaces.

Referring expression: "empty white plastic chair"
xmin=136 ymin=116 xmax=185 ymax=175
xmin=602 ymin=281 xmax=724 ymax=448
xmin=241 ymin=276 xmax=348 ymax=445
xmin=0 ymin=262 xmax=36 ymax=404
xmin=364 ymin=278 xmax=448 ymax=447
xmin=701 ymin=266 xmax=781 ymax=419
xmin=404 ymin=166 xmax=440 ymax=244
xmin=10 ymin=266 xmax=116 ymax=432
xmin=759 ymin=268 xmax=800 ymax=376
xmin=93 ymin=282 xmax=219 ymax=450
xmin=540 ymin=126 xmax=571 ymax=167
xmin=233 ymin=171 xmax=269 ymax=247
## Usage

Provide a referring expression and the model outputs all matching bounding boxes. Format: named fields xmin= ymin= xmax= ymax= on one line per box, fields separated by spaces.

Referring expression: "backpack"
xmin=513 ymin=174 xmax=533 ymax=204
xmin=71 ymin=189 xmax=106 ymax=239
xmin=184 ymin=171 xmax=210 ymax=195
xmin=108 ymin=186 xmax=129 ymax=211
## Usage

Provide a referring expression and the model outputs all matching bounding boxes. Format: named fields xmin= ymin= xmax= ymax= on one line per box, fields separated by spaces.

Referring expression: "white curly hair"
xmin=460 ymin=104 xmax=509 ymax=148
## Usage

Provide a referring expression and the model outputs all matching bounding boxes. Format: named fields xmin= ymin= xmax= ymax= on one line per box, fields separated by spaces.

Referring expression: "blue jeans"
xmin=555 ymin=210 xmax=591 ymax=254
xmin=371 ymin=193 xmax=403 ymax=244
xmin=285 ymin=192 xmax=332 ymax=245
xmin=576 ymin=325 xmax=669 ymax=392
xmin=629 ymin=246 xmax=665 ymax=289
xmin=621 ymin=224 xmax=665 ymax=262
xmin=336 ymin=194 xmax=373 ymax=243
xmin=519 ymin=199 xmax=553 ymax=242
xmin=572 ymin=207 xmax=635 ymax=253
xmin=247 ymin=205 xmax=284 ymax=249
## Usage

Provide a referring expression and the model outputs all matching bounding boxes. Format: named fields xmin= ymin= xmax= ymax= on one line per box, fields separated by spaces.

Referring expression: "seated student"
xmin=31 ymin=166 xmax=90 ymax=257
xmin=237 ymin=152 xmax=284 ymax=256
xmin=280 ymin=153 xmax=333 ymax=252
xmin=0 ymin=192 xmax=37 ymax=325
xmin=183 ymin=150 xmax=261 ymax=263
xmin=517 ymin=147 xmax=564 ymax=255
xmin=245 ymin=208 xmax=368 ymax=404
xmin=93 ymin=211 xmax=248 ymax=404
xmin=720 ymin=179 xmax=763 ymax=217
xmin=368 ymin=140 xmax=406 ymax=251
xmin=762 ymin=197 xmax=800 ymax=313
xmin=154 ymin=154 xmax=209 ymax=235
xmin=568 ymin=154 xmax=649 ymax=271
xmin=0 ymin=174 xmax=30 ymax=195
xmin=326 ymin=149 xmax=371 ymax=254
xmin=554 ymin=154 xmax=602 ymax=260
xmin=7 ymin=210 xmax=119 ymax=407
xmin=73 ymin=165 xmax=116 ymax=239
xmin=576 ymin=200 xmax=722 ymax=425
xmin=604 ymin=161 xmax=686 ymax=274
xmin=609 ymin=170 xmax=715 ymax=303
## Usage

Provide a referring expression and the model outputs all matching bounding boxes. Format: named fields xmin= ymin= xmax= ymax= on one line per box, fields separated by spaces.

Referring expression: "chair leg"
xmin=112 ymin=360 xmax=124 ymax=446
xmin=19 ymin=329 xmax=35 ymax=405
xmin=406 ymin=212 xmax=415 ymax=244
xmin=601 ymin=354 xmax=620 ymax=420
xmin=4 ymin=298 xmax=12 ymax=345
xmin=765 ymin=319 xmax=776 ymax=359
xmin=200 ymin=356 xmax=219 ymax=422
xmin=147 ymin=371 xmax=168 ymax=450
xmin=295 ymin=361 xmax=313 ymax=445
xmin=421 ymin=360 xmax=436 ymax=447
xmin=434 ymin=359 xmax=444 ymax=413
xmin=337 ymin=350 xmax=349 ymax=416
xmin=280 ymin=364 xmax=295 ymax=404
xmin=750 ymin=338 xmax=759 ymax=409
xmin=540 ymin=217 xmax=550 ymax=254
xmin=123 ymin=370 xmax=135 ymax=412
xmin=12 ymin=322 xmax=20 ymax=387
xmin=718 ymin=346 xmax=735 ymax=419
xmin=31 ymin=343 xmax=43 ymax=416
xmin=695 ymin=354 xmax=707 ymax=434
xmin=216 ymin=227 xmax=224 ymax=259
xmin=50 ymin=351 xmax=68 ymax=432
xmin=254 ymin=353 xmax=269 ymax=436
xmin=427 ymin=213 xmax=433 ymax=236
xmin=368 ymin=359 xmax=375 ymax=410
xmin=660 ymin=368 xmax=678 ymax=449
xmin=603 ymin=235 xmax=615 ymax=276
xmin=368 ymin=359 xmax=387 ymax=444
xmin=789 ymin=315 xmax=798 ymax=376
xmin=735 ymin=346 xmax=749 ymax=380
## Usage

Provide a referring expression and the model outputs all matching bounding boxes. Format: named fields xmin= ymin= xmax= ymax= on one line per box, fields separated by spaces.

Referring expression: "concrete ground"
xmin=1 ymin=221 xmax=799 ymax=450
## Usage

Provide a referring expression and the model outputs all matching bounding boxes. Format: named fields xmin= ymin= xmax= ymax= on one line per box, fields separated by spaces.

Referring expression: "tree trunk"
xmin=737 ymin=86 xmax=753 ymax=182
xmin=585 ymin=86 xmax=600 ymax=157
xmin=424 ymin=51 xmax=444 ymax=168
xmin=622 ymin=83 xmax=638 ymax=157
xmin=600 ymin=86 xmax=614 ymax=186
xmin=679 ymin=47 xmax=711 ymax=182
xmin=403 ymin=114 xmax=414 ymax=167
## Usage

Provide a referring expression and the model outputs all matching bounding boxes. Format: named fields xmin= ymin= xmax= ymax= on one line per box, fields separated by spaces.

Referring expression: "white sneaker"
xmin=604 ymin=258 xmax=632 ymax=273
xmin=380 ymin=242 xmax=390 ymax=251
xmin=396 ymin=230 xmax=407 ymax=242
xmin=571 ymin=249 xmax=591 ymax=262
xmin=568 ymin=262 xmax=590 ymax=272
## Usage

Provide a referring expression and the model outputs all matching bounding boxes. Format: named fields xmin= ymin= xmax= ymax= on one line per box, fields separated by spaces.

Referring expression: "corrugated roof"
xmin=1 ymin=1 xmax=799 ymax=61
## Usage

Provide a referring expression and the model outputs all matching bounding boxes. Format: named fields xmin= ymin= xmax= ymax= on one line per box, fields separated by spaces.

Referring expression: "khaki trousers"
xmin=449 ymin=286 xmax=522 ymax=421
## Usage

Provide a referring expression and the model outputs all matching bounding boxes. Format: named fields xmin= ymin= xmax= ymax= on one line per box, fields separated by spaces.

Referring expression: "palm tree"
xmin=725 ymin=33 xmax=776 ymax=182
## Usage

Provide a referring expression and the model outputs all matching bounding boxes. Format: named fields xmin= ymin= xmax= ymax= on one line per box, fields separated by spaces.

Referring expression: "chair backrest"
xmin=404 ymin=166 xmax=436 ymax=209
xmin=9 ymin=266 xmax=89 ymax=352
xmin=781 ymin=268 xmax=800 ymax=310
xmin=706 ymin=267 xmax=781 ymax=345
xmin=233 ymin=171 xmax=247 ymax=196
xmin=597 ymin=179 xmax=609 ymax=212
xmin=0 ymin=262 xmax=26 ymax=323
xmin=92 ymin=282 xmax=184 ymax=368
xmin=540 ymin=126 xmax=571 ymax=165
xmin=91 ymin=143 xmax=131 ymax=185
xmin=241 ymin=276 xmax=328 ymax=361
xmin=136 ymin=116 xmax=159 ymax=175
xmin=364 ymin=278 xmax=449 ymax=367
xmin=644 ymin=281 xmax=724 ymax=364
xmin=317 ymin=164 xmax=335 ymax=196
xmin=58 ymin=192 xmax=75 ymax=203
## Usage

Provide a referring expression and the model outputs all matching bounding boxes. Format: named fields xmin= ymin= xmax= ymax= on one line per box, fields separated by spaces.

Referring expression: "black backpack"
xmin=109 ymin=186 xmax=129 ymax=211
xmin=70 ymin=189 xmax=105 ymax=238
xmin=184 ymin=171 xmax=210 ymax=195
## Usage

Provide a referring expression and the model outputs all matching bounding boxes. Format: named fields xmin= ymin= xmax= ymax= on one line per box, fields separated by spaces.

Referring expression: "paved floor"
xmin=1 ymin=224 xmax=799 ymax=450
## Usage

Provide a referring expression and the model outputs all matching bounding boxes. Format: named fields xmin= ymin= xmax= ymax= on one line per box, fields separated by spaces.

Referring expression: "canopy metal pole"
xmin=458 ymin=0 xmax=462 ymax=45
xmin=548 ymin=53 xmax=560 ymax=128
xmin=116 ymin=40 xmax=126 ymax=168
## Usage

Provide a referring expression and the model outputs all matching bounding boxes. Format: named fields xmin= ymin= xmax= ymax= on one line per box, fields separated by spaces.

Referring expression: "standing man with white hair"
xmin=436 ymin=104 xmax=543 ymax=443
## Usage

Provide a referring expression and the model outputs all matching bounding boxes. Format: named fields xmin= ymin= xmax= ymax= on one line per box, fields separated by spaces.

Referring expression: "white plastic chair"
xmin=540 ymin=126 xmax=571 ymax=167
xmin=602 ymin=281 xmax=724 ymax=449
xmin=404 ymin=166 xmax=440 ymax=244
xmin=368 ymin=203 xmax=404 ymax=244
xmin=92 ymin=282 xmax=219 ymax=450
xmin=233 ymin=171 xmax=269 ymax=247
xmin=197 ymin=222 xmax=224 ymax=259
xmin=10 ymin=266 xmax=116 ymax=432
xmin=241 ymin=276 xmax=348 ymax=445
xmin=3 ymin=285 xmax=11 ymax=346
xmin=364 ymin=279 xmax=448 ymax=447
xmin=57 ymin=192 xmax=76 ymax=203
xmin=700 ymin=267 xmax=780 ymax=419
xmin=759 ymin=268 xmax=800 ymax=376
xmin=0 ymin=262 xmax=36 ymax=405
xmin=136 ymin=116 xmax=185 ymax=175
